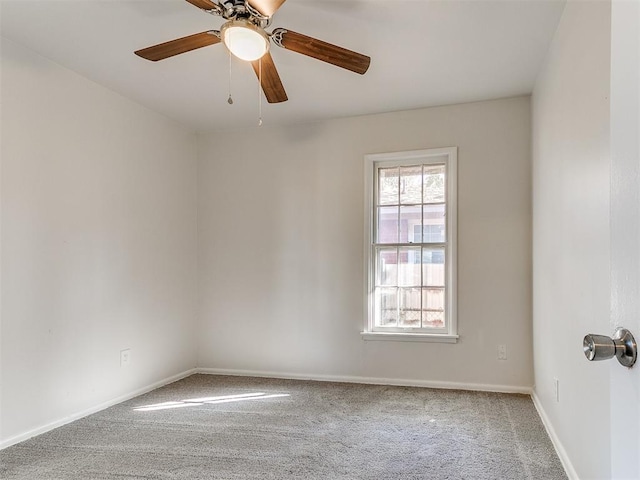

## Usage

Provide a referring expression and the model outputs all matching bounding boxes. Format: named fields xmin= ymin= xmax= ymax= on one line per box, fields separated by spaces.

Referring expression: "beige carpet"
xmin=0 ymin=374 xmax=566 ymax=479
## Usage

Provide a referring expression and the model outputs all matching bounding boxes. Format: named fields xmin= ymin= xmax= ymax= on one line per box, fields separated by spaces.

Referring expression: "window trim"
xmin=363 ymin=147 xmax=458 ymax=342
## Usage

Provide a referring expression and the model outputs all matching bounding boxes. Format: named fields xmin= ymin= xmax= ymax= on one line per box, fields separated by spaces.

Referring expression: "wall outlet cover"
xmin=498 ymin=344 xmax=507 ymax=360
xmin=120 ymin=349 xmax=131 ymax=367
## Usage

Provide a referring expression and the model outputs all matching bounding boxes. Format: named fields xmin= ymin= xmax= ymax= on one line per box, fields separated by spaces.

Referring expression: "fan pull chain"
xmin=227 ymin=52 xmax=233 ymax=105
xmin=258 ymin=57 xmax=263 ymax=126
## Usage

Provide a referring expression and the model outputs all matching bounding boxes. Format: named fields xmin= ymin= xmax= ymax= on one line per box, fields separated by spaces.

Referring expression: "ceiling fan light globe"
xmin=221 ymin=21 xmax=269 ymax=62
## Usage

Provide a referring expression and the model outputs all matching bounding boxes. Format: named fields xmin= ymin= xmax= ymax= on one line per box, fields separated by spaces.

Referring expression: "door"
xmin=609 ymin=1 xmax=640 ymax=478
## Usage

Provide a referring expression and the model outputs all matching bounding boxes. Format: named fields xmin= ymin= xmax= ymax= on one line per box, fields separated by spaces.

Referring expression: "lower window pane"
xmin=423 ymin=310 xmax=445 ymax=328
xmin=399 ymin=288 xmax=421 ymax=327
xmin=398 ymin=247 xmax=421 ymax=286
xmin=422 ymin=288 xmax=445 ymax=328
xmin=376 ymin=287 xmax=398 ymax=327
xmin=376 ymin=247 xmax=397 ymax=286
xmin=422 ymin=248 xmax=445 ymax=287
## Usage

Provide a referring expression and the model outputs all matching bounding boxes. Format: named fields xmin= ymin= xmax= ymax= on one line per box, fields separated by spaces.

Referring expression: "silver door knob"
xmin=583 ymin=328 xmax=637 ymax=367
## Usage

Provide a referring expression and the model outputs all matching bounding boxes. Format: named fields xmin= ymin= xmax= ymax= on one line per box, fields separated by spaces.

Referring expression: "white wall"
xmin=0 ymin=40 xmax=198 ymax=445
xmin=532 ymin=1 xmax=611 ymax=478
xmin=198 ymin=96 xmax=533 ymax=390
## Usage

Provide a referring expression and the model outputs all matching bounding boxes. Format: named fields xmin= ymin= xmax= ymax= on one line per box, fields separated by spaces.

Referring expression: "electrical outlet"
xmin=120 ymin=349 xmax=131 ymax=367
xmin=497 ymin=344 xmax=507 ymax=360
xmin=554 ymin=378 xmax=560 ymax=402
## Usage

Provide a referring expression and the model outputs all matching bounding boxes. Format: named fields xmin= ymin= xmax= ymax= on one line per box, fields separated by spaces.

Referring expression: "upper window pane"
xmin=378 ymin=167 xmax=399 ymax=205
xmin=423 ymin=165 xmax=445 ymax=203
xmin=400 ymin=166 xmax=422 ymax=205
xmin=423 ymin=204 xmax=446 ymax=243
xmin=377 ymin=206 xmax=399 ymax=243
xmin=400 ymin=205 xmax=422 ymax=243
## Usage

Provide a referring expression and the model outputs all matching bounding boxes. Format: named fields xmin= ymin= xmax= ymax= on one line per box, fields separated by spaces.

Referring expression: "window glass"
xmin=367 ymin=150 xmax=456 ymax=337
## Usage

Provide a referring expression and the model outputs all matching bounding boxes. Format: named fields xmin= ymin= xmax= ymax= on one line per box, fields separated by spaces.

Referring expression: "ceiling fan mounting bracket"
xmin=270 ymin=28 xmax=287 ymax=48
xmin=204 ymin=8 xmax=222 ymax=17
xmin=203 ymin=5 xmax=222 ymax=15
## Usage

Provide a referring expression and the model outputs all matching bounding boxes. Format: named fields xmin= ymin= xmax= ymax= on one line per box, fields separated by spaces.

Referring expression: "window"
xmin=363 ymin=148 xmax=457 ymax=342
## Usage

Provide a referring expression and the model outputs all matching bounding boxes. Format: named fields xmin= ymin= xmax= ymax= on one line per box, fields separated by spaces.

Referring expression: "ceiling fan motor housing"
xmin=213 ymin=0 xmax=271 ymax=28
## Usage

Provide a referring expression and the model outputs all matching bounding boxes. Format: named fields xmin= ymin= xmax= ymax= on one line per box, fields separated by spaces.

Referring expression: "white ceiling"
xmin=1 ymin=0 xmax=565 ymax=132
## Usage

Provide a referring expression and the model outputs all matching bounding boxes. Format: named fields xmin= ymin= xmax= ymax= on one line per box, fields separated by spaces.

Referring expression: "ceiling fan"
xmin=135 ymin=0 xmax=371 ymax=104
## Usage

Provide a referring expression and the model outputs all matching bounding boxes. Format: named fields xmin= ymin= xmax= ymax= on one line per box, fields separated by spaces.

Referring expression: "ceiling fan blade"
xmin=273 ymin=29 xmax=370 ymax=75
xmin=185 ymin=0 xmax=219 ymax=11
xmin=251 ymin=52 xmax=288 ymax=103
xmin=246 ymin=0 xmax=286 ymax=18
xmin=135 ymin=31 xmax=220 ymax=61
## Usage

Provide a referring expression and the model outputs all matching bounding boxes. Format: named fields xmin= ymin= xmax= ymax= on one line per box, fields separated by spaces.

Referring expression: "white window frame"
xmin=362 ymin=147 xmax=458 ymax=343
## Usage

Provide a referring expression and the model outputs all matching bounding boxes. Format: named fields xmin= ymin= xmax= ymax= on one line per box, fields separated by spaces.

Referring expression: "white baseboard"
xmin=0 ymin=368 xmax=197 ymax=450
xmin=531 ymin=390 xmax=578 ymax=480
xmin=196 ymin=367 xmax=533 ymax=395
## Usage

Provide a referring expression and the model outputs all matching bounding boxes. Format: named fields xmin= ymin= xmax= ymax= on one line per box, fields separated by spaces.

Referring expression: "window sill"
xmin=360 ymin=332 xmax=459 ymax=343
